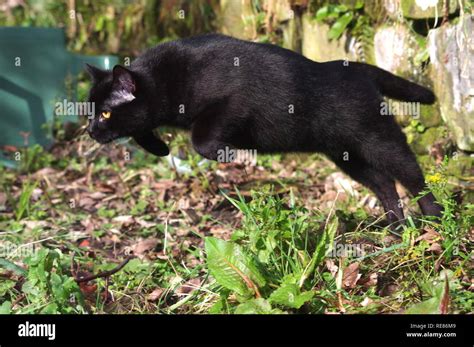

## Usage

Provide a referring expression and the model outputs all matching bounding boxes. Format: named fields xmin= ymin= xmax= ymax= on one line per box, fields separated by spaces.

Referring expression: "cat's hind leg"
xmin=361 ymin=128 xmax=442 ymax=218
xmin=332 ymin=156 xmax=404 ymax=227
xmin=382 ymin=145 xmax=442 ymax=217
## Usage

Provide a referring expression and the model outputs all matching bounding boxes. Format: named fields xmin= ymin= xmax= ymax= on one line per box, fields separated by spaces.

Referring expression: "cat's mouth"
xmin=88 ymin=131 xmax=120 ymax=144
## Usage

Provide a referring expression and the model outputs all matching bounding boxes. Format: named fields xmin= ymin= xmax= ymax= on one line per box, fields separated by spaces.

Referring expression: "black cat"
xmin=85 ymin=33 xmax=442 ymax=226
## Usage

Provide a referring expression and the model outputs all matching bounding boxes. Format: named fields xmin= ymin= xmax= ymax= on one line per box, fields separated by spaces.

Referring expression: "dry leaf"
xmin=176 ymin=278 xmax=201 ymax=295
xmin=79 ymin=197 xmax=96 ymax=210
xmin=89 ymin=191 xmax=107 ymax=200
xmin=20 ymin=220 xmax=49 ymax=231
xmin=416 ymin=228 xmax=442 ymax=244
xmin=428 ymin=243 xmax=443 ymax=254
xmin=113 ymin=215 xmax=135 ymax=226
xmin=80 ymin=217 xmax=96 ymax=233
xmin=31 ymin=188 xmax=43 ymax=200
xmin=360 ymin=273 xmax=378 ymax=288
xmin=324 ymin=172 xmax=358 ymax=197
xmin=148 ymin=288 xmax=165 ymax=302
xmin=79 ymin=282 xmax=97 ymax=296
xmin=79 ymin=239 xmax=91 ymax=248
xmin=360 ymin=297 xmax=373 ymax=307
xmin=326 ymin=259 xmax=338 ymax=278
xmin=343 ymin=262 xmax=361 ymax=289
xmin=131 ymin=238 xmax=159 ymax=257
xmin=181 ymin=208 xmax=200 ymax=224
xmin=136 ymin=218 xmax=156 ymax=228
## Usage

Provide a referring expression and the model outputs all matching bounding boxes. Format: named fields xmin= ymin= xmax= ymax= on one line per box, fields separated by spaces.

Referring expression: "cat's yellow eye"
xmin=101 ymin=111 xmax=111 ymax=119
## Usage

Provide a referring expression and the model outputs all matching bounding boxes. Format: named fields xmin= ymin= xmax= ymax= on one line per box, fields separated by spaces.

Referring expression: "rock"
xmin=374 ymin=24 xmax=421 ymax=77
xmin=428 ymin=15 xmax=474 ymax=151
xmin=384 ymin=0 xmax=402 ymax=19
xmin=419 ymin=103 xmax=442 ymax=127
xmin=273 ymin=0 xmax=293 ymax=21
xmin=410 ymin=126 xmax=446 ymax=155
xmin=219 ymin=0 xmax=256 ymax=40
xmin=301 ymin=13 xmax=356 ymax=62
xmin=401 ymin=0 xmax=458 ymax=19
xmin=443 ymin=154 xmax=474 ymax=179
xmin=282 ymin=14 xmax=301 ymax=52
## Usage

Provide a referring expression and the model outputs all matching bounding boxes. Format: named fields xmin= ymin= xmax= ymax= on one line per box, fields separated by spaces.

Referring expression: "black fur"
xmin=85 ymin=33 xmax=442 ymax=226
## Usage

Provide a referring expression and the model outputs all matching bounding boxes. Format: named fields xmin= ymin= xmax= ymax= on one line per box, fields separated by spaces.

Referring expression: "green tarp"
xmin=0 ymin=27 xmax=118 ymax=167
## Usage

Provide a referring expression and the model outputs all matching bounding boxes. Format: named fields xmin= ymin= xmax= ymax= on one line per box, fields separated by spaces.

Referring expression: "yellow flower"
xmin=426 ymin=172 xmax=443 ymax=184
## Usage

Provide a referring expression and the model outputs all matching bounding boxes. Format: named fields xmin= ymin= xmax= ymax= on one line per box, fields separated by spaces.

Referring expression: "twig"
xmin=243 ymin=166 xmax=249 ymax=182
xmin=163 ymin=210 xmax=170 ymax=256
xmin=441 ymin=0 xmax=449 ymax=26
xmin=74 ymin=255 xmax=134 ymax=283
xmin=12 ymin=293 xmax=26 ymax=308
xmin=70 ymin=252 xmax=78 ymax=278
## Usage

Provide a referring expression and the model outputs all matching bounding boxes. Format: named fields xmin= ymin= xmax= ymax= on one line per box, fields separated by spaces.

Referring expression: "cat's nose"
xmin=86 ymin=121 xmax=97 ymax=139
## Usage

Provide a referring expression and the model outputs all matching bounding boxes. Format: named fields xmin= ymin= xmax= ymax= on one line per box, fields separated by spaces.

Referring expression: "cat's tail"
xmin=357 ymin=63 xmax=435 ymax=104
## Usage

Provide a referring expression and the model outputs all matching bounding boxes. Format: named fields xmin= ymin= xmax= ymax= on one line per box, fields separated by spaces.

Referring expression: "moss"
xmin=417 ymin=154 xmax=433 ymax=168
xmin=444 ymin=155 xmax=474 ymax=178
xmin=419 ymin=103 xmax=442 ymax=128
xmin=409 ymin=126 xmax=446 ymax=155
xmin=401 ymin=0 xmax=458 ymax=19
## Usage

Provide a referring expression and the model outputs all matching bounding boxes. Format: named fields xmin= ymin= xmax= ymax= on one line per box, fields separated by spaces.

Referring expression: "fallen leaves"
xmin=113 ymin=215 xmax=135 ymax=227
xmin=324 ymin=172 xmax=359 ymax=198
xmin=78 ymin=239 xmax=91 ymax=248
xmin=326 ymin=260 xmax=363 ymax=290
xmin=180 ymin=208 xmax=201 ymax=225
xmin=89 ymin=191 xmax=107 ymax=200
xmin=342 ymin=262 xmax=361 ymax=289
xmin=147 ymin=288 xmax=165 ymax=302
xmin=78 ymin=197 xmax=96 ymax=210
xmin=360 ymin=297 xmax=373 ymax=307
xmin=416 ymin=228 xmax=444 ymax=254
xmin=3 ymin=133 xmax=470 ymax=315
xmin=359 ymin=273 xmax=378 ymax=289
xmin=325 ymin=259 xmax=338 ymax=278
xmin=129 ymin=238 xmax=159 ymax=258
xmin=175 ymin=278 xmax=201 ymax=296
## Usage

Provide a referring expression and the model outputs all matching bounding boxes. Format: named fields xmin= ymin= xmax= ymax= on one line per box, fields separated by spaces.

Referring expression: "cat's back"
xmin=178 ymin=33 xmax=312 ymax=66
xmin=174 ymin=33 xmax=319 ymax=97
xmin=134 ymin=33 xmax=318 ymax=83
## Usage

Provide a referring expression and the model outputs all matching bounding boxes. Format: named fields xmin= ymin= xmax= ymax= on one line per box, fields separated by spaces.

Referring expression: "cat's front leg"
xmin=133 ymin=131 xmax=169 ymax=157
xmin=191 ymin=114 xmax=237 ymax=162
xmin=192 ymin=139 xmax=237 ymax=162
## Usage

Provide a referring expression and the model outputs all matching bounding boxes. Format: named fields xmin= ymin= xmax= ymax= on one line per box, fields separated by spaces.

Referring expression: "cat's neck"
xmin=131 ymin=44 xmax=196 ymax=129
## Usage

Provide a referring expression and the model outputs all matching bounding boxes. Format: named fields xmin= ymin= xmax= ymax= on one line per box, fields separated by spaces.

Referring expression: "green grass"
xmin=0 ymin=135 xmax=472 ymax=314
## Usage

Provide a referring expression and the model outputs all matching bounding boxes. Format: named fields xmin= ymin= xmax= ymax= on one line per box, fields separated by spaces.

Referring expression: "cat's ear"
xmin=85 ymin=64 xmax=108 ymax=82
xmin=110 ymin=65 xmax=136 ymax=105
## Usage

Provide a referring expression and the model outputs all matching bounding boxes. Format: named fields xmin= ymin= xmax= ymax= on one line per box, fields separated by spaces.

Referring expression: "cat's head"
xmin=85 ymin=64 xmax=152 ymax=144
